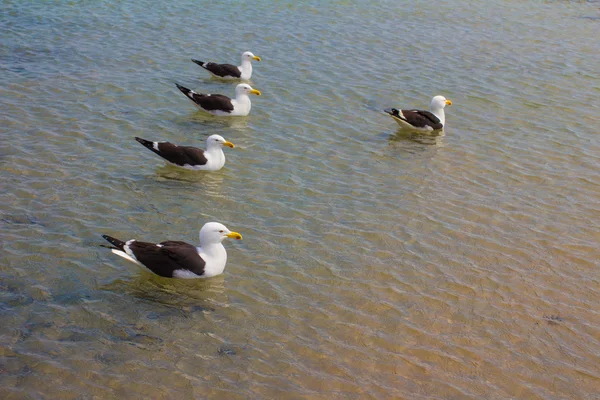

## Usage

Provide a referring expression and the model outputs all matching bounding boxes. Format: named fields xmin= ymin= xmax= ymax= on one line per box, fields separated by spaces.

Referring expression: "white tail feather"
xmin=111 ymin=249 xmax=142 ymax=266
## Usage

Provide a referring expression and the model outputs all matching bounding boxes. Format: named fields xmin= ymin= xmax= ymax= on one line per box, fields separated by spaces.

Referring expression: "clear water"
xmin=1 ymin=0 xmax=599 ymax=398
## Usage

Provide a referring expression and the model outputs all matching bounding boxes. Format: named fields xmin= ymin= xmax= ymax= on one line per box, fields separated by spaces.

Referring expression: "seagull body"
xmin=384 ymin=96 xmax=452 ymax=132
xmin=101 ymin=222 xmax=242 ymax=279
xmin=175 ymin=83 xmax=261 ymax=116
xmin=192 ymin=51 xmax=261 ymax=80
xmin=135 ymin=134 xmax=234 ymax=171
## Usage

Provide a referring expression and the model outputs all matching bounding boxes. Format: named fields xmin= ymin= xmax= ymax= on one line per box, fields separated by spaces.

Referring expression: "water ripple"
xmin=2 ymin=0 xmax=600 ymax=398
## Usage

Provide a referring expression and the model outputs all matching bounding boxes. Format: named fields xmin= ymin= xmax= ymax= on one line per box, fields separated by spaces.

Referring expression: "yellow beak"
xmin=222 ymin=141 xmax=235 ymax=148
xmin=253 ymin=56 xmax=261 ymax=61
xmin=225 ymin=231 xmax=242 ymax=240
xmin=250 ymin=89 xmax=261 ymax=96
xmin=445 ymin=99 xmax=453 ymax=106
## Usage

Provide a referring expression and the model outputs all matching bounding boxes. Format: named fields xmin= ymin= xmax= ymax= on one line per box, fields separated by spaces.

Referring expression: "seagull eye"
xmin=219 ymin=230 xmax=224 ymax=233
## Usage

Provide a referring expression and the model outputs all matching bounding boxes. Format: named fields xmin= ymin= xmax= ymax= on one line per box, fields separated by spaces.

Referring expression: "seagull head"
xmin=200 ymin=222 xmax=242 ymax=245
xmin=235 ymin=83 xmax=261 ymax=96
xmin=242 ymin=51 xmax=261 ymax=62
xmin=431 ymin=95 xmax=452 ymax=110
xmin=207 ymin=134 xmax=234 ymax=149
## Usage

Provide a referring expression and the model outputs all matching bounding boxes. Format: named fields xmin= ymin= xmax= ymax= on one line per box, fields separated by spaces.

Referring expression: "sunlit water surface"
xmin=2 ymin=0 xmax=600 ymax=398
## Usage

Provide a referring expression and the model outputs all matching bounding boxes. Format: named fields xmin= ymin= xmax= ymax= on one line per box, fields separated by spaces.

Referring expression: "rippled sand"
xmin=2 ymin=0 xmax=600 ymax=399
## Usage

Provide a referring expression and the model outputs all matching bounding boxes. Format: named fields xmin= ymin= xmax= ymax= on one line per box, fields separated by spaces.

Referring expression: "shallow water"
xmin=1 ymin=0 xmax=600 ymax=399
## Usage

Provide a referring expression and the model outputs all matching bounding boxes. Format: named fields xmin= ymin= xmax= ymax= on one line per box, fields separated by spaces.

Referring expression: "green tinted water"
xmin=2 ymin=1 xmax=600 ymax=398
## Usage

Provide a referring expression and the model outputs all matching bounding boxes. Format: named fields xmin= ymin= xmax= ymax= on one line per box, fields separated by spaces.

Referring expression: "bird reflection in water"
xmin=379 ymin=128 xmax=447 ymax=161
xmin=102 ymin=273 xmax=229 ymax=314
xmin=171 ymin=110 xmax=250 ymax=140
xmin=153 ymin=164 xmax=225 ymax=191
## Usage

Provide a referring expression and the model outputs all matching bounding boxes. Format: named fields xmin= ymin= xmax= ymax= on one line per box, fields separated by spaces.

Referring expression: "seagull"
xmin=101 ymin=222 xmax=242 ymax=279
xmin=175 ymin=83 xmax=261 ymax=116
xmin=384 ymin=95 xmax=452 ymax=131
xmin=192 ymin=51 xmax=261 ymax=80
xmin=135 ymin=134 xmax=234 ymax=171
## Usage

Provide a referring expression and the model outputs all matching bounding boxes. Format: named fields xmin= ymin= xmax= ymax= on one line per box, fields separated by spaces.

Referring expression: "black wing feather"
xmin=135 ymin=137 xmax=208 ymax=166
xmin=200 ymin=62 xmax=241 ymax=78
xmin=190 ymin=93 xmax=234 ymax=112
xmin=128 ymin=240 xmax=206 ymax=277
xmin=401 ymin=109 xmax=443 ymax=129
xmin=175 ymin=83 xmax=234 ymax=112
xmin=101 ymin=234 xmax=126 ymax=250
xmin=158 ymin=144 xmax=208 ymax=166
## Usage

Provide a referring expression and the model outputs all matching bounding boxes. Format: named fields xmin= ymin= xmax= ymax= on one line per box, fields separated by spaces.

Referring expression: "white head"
xmin=206 ymin=134 xmax=235 ymax=149
xmin=199 ymin=222 xmax=242 ymax=245
xmin=241 ymin=51 xmax=261 ymax=62
xmin=235 ymin=83 xmax=261 ymax=97
xmin=430 ymin=95 xmax=452 ymax=111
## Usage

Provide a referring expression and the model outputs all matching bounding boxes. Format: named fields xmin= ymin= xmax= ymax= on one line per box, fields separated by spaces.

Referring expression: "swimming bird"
xmin=135 ymin=134 xmax=234 ymax=171
xmin=101 ymin=222 xmax=242 ymax=279
xmin=384 ymin=96 xmax=452 ymax=131
xmin=175 ymin=83 xmax=261 ymax=116
xmin=192 ymin=51 xmax=261 ymax=80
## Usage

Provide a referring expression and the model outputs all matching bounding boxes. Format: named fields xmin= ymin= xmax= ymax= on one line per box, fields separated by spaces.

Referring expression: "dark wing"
xmin=401 ymin=109 xmax=443 ymax=129
xmin=165 ymin=145 xmax=208 ymax=166
xmin=202 ymin=62 xmax=241 ymax=78
xmin=128 ymin=240 xmax=206 ymax=277
xmin=135 ymin=137 xmax=208 ymax=166
xmin=156 ymin=143 xmax=207 ymax=166
xmin=101 ymin=234 xmax=126 ymax=250
xmin=190 ymin=93 xmax=235 ymax=112
xmin=175 ymin=84 xmax=235 ymax=112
